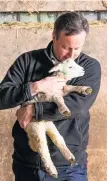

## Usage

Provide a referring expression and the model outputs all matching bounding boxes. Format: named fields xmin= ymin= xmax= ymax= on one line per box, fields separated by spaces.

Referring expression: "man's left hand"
xmin=16 ymin=104 xmax=34 ymax=129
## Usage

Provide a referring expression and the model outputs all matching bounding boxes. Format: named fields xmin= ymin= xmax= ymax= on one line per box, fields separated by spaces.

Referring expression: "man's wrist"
xmin=26 ymin=104 xmax=35 ymax=117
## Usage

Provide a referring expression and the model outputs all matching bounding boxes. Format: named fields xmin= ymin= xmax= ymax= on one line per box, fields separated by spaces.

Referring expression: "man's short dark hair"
xmin=54 ymin=12 xmax=89 ymax=39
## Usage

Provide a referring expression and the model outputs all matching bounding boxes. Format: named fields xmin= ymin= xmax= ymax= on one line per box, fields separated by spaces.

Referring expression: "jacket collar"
xmin=44 ymin=41 xmax=59 ymax=65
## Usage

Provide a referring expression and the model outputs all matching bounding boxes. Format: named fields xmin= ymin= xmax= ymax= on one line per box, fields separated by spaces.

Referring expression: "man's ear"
xmin=52 ymin=32 xmax=56 ymax=41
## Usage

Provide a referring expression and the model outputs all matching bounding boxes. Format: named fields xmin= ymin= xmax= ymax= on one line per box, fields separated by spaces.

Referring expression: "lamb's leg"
xmin=25 ymin=120 xmax=58 ymax=178
xmin=53 ymin=94 xmax=71 ymax=117
xmin=63 ymin=85 xmax=92 ymax=96
xmin=45 ymin=121 xmax=76 ymax=165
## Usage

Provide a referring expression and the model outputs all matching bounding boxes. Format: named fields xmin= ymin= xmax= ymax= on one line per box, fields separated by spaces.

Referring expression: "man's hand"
xmin=30 ymin=76 xmax=66 ymax=96
xmin=16 ymin=104 xmax=34 ymax=129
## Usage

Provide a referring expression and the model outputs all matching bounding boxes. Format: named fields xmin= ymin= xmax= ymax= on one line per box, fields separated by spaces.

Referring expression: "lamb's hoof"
xmin=70 ymin=159 xmax=77 ymax=166
xmin=46 ymin=166 xmax=58 ymax=178
xmin=62 ymin=111 xmax=71 ymax=117
xmin=82 ymin=87 xmax=92 ymax=95
xmin=51 ymin=173 xmax=58 ymax=178
xmin=69 ymin=155 xmax=76 ymax=166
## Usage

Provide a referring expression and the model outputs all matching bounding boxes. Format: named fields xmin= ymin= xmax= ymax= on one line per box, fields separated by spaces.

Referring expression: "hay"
xmin=0 ymin=21 xmax=106 ymax=29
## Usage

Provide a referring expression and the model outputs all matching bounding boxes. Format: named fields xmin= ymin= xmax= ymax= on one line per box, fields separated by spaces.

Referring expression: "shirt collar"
xmin=50 ymin=44 xmax=59 ymax=65
xmin=44 ymin=41 xmax=59 ymax=66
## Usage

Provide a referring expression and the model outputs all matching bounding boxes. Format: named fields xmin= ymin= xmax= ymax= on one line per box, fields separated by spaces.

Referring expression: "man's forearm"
xmin=0 ymin=82 xmax=32 ymax=109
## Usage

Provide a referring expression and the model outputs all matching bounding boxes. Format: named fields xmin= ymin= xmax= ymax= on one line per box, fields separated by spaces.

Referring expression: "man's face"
xmin=52 ymin=31 xmax=86 ymax=62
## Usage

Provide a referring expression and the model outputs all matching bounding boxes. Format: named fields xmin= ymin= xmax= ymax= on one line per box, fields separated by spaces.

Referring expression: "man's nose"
xmin=68 ymin=49 xmax=75 ymax=59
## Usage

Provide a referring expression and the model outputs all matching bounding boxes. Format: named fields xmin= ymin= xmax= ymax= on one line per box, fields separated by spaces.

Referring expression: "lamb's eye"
xmin=69 ymin=66 xmax=72 ymax=68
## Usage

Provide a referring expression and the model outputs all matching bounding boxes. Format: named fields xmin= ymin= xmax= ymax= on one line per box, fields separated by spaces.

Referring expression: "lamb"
xmin=23 ymin=59 xmax=92 ymax=178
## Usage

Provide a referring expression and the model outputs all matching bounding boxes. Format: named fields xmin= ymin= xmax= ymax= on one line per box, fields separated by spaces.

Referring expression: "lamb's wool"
xmin=24 ymin=60 xmax=92 ymax=178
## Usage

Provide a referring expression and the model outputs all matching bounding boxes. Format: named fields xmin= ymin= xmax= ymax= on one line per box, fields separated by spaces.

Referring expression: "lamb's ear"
xmin=49 ymin=64 xmax=61 ymax=73
xmin=68 ymin=60 xmax=78 ymax=67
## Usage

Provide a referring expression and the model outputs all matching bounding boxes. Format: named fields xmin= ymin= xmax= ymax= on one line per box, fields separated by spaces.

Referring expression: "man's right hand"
xmin=30 ymin=76 xmax=66 ymax=96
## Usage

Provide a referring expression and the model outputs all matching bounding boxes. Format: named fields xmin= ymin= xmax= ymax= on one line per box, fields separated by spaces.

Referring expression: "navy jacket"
xmin=0 ymin=41 xmax=101 ymax=167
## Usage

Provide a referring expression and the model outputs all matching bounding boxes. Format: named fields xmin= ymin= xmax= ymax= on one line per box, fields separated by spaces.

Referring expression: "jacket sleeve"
xmin=35 ymin=58 xmax=101 ymax=121
xmin=0 ymin=53 xmax=32 ymax=109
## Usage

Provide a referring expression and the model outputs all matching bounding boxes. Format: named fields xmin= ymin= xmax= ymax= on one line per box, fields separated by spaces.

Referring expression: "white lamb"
xmin=23 ymin=59 xmax=92 ymax=178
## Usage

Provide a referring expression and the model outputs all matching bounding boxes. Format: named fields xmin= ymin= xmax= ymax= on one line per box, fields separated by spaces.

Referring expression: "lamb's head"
xmin=49 ymin=59 xmax=85 ymax=80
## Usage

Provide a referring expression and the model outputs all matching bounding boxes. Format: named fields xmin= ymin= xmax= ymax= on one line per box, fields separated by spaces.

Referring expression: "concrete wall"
xmin=0 ymin=22 xmax=106 ymax=181
xmin=0 ymin=0 xmax=107 ymax=12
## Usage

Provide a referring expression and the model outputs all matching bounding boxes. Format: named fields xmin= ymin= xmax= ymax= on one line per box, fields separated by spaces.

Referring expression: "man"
xmin=0 ymin=12 xmax=101 ymax=181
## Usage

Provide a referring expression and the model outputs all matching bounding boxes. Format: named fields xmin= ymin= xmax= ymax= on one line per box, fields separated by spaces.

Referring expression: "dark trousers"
xmin=12 ymin=162 xmax=88 ymax=181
